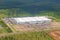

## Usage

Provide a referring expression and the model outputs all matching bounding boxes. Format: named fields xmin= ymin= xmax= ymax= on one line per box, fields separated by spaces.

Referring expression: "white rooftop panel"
xmin=13 ymin=16 xmax=52 ymax=23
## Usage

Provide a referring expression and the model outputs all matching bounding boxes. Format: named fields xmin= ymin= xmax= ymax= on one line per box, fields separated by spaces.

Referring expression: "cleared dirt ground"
xmin=48 ymin=22 xmax=60 ymax=40
xmin=48 ymin=30 xmax=60 ymax=40
xmin=51 ymin=22 xmax=60 ymax=27
xmin=13 ymin=22 xmax=60 ymax=32
xmin=13 ymin=24 xmax=44 ymax=32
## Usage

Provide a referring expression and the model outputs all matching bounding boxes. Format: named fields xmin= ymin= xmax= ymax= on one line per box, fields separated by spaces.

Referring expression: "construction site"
xmin=2 ymin=16 xmax=52 ymax=32
xmin=2 ymin=15 xmax=60 ymax=40
xmin=1 ymin=16 xmax=60 ymax=40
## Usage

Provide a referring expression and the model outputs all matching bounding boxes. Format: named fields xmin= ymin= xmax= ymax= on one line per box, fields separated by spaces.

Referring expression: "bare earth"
xmin=51 ymin=22 xmax=60 ymax=27
xmin=14 ymin=22 xmax=60 ymax=32
xmin=48 ymin=31 xmax=60 ymax=40
xmin=48 ymin=22 xmax=60 ymax=40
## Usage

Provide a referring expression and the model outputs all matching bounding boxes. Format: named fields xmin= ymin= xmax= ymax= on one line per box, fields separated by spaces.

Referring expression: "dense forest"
xmin=0 ymin=8 xmax=60 ymax=22
xmin=0 ymin=0 xmax=60 ymax=21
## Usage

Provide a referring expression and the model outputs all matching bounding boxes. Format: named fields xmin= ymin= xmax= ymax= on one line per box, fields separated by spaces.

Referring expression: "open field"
xmin=2 ymin=19 xmax=17 ymax=32
xmin=0 ymin=20 xmax=12 ymax=33
xmin=0 ymin=31 xmax=54 ymax=40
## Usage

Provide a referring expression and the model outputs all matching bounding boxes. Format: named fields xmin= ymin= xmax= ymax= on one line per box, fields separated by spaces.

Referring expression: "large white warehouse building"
xmin=3 ymin=16 xmax=52 ymax=31
xmin=12 ymin=16 xmax=52 ymax=24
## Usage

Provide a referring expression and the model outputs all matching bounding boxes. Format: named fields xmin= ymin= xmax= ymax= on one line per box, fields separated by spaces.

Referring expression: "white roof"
xmin=13 ymin=16 xmax=51 ymax=23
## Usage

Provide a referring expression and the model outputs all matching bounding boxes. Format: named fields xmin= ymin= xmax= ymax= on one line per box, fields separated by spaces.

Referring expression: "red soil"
xmin=48 ymin=31 xmax=60 ymax=40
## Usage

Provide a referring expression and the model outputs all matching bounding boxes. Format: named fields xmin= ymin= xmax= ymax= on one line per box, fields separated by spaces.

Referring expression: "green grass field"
xmin=0 ymin=20 xmax=12 ymax=33
xmin=0 ymin=31 xmax=54 ymax=40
